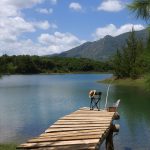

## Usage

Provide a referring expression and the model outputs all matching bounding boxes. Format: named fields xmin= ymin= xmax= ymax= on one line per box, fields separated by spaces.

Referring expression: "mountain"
xmin=56 ymin=29 xmax=148 ymax=61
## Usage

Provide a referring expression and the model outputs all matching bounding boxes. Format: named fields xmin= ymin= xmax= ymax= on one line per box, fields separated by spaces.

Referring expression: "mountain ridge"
xmin=54 ymin=29 xmax=148 ymax=61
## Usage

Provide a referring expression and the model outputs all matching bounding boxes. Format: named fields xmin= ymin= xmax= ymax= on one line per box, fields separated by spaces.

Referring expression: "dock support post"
xmin=105 ymin=124 xmax=120 ymax=150
xmin=106 ymin=127 xmax=114 ymax=150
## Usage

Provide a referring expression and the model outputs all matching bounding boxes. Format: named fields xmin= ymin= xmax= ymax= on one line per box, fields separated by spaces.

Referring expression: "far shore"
xmin=0 ymin=72 xmax=112 ymax=76
xmin=98 ymin=76 xmax=148 ymax=89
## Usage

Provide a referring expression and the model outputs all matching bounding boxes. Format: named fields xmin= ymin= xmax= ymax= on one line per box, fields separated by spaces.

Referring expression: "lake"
xmin=0 ymin=74 xmax=150 ymax=149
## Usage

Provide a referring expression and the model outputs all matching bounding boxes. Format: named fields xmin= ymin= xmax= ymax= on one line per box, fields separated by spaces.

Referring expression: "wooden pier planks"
xmin=17 ymin=107 xmax=115 ymax=150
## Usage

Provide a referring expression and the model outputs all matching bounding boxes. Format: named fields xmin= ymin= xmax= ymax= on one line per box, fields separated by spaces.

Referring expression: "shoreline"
xmin=0 ymin=72 xmax=111 ymax=76
xmin=98 ymin=76 xmax=147 ymax=88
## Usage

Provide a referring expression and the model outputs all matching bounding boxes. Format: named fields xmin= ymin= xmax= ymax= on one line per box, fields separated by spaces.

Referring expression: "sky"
xmin=0 ymin=0 xmax=147 ymax=56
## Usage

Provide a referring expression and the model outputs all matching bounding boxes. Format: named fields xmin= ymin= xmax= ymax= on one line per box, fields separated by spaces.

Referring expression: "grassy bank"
xmin=98 ymin=76 xmax=147 ymax=88
xmin=0 ymin=144 xmax=16 ymax=150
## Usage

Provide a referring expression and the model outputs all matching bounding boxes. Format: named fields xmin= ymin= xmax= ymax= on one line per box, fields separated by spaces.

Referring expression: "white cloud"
xmin=38 ymin=34 xmax=52 ymax=45
xmin=93 ymin=24 xmax=145 ymax=40
xmin=0 ymin=39 xmax=50 ymax=56
xmin=0 ymin=0 xmax=64 ymax=56
xmin=33 ymin=21 xmax=51 ymax=30
xmin=0 ymin=5 xmax=18 ymax=17
xmin=0 ymin=0 xmax=44 ymax=17
xmin=0 ymin=0 xmax=47 ymax=41
xmin=0 ymin=1 xmax=57 ymax=41
xmin=36 ymin=8 xmax=53 ymax=14
xmin=38 ymin=32 xmax=85 ymax=53
xmin=0 ymin=17 xmax=35 ymax=42
xmin=0 ymin=32 xmax=85 ymax=55
xmin=97 ymin=0 xmax=124 ymax=12
xmin=117 ymin=24 xmax=144 ymax=35
xmin=8 ymin=0 xmax=44 ymax=9
xmin=0 ymin=17 xmax=57 ymax=42
xmin=69 ymin=2 xmax=82 ymax=11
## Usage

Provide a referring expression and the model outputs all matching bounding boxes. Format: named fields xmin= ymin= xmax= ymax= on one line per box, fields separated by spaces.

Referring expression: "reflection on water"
xmin=0 ymin=74 xmax=150 ymax=149
xmin=112 ymin=86 xmax=150 ymax=149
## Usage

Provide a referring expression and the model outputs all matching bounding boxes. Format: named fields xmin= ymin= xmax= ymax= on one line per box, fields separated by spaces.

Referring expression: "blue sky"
xmin=0 ymin=0 xmax=146 ymax=55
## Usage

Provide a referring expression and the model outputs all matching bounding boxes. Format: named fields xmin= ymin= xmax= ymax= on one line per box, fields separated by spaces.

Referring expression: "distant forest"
xmin=0 ymin=55 xmax=112 ymax=74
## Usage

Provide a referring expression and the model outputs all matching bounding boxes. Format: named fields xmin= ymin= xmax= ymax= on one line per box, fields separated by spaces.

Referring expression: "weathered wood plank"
xmin=40 ymin=129 xmax=106 ymax=137
xmin=18 ymin=139 xmax=100 ymax=148
xmin=51 ymin=123 xmax=110 ymax=128
xmin=28 ymin=134 xmax=102 ymax=143
xmin=57 ymin=119 xmax=112 ymax=122
xmin=38 ymin=133 xmax=104 ymax=139
xmin=29 ymin=144 xmax=96 ymax=150
xmin=54 ymin=121 xmax=111 ymax=125
xmin=65 ymin=114 xmax=114 ymax=117
xmin=45 ymin=126 xmax=109 ymax=133
xmin=72 ymin=111 xmax=114 ymax=114
xmin=78 ymin=108 xmax=107 ymax=112
xmin=60 ymin=116 xmax=113 ymax=120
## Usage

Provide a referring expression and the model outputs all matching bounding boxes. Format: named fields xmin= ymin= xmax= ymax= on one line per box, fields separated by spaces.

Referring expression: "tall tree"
xmin=127 ymin=29 xmax=144 ymax=78
xmin=113 ymin=29 xmax=144 ymax=79
xmin=128 ymin=0 xmax=150 ymax=21
xmin=113 ymin=49 xmax=123 ymax=79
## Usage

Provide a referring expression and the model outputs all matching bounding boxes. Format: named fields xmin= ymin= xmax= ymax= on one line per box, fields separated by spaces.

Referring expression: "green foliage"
xmin=128 ymin=0 xmax=150 ymax=88
xmin=145 ymin=74 xmax=150 ymax=90
xmin=128 ymin=0 xmax=150 ymax=21
xmin=0 ymin=55 xmax=112 ymax=74
xmin=0 ymin=144 xmax=16 ymax=150
xmin=113 ymin=29 xmax=145 ymax=79
xmin=113 ymin=50 xmax=123 ymax=78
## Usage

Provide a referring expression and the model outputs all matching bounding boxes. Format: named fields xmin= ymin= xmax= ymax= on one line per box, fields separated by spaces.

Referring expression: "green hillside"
xmin=57 ymin=29 xmax=148 ymax=61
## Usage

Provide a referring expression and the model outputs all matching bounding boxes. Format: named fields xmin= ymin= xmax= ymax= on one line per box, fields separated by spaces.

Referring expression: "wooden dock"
xmin=17 ymin=107 xmax=119 ymax=150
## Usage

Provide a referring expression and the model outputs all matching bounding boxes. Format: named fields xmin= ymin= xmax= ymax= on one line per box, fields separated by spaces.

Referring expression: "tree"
xmin=113 ymin=29 xmax=144 ymax=79
xmin=128 ymin=0 xmax=150 ymax=21
xmin=113 ymin=49 xmax=123 ymax=79
xmin=15 ymin=56 xmax=39 ymax=74
xmin=0 ymin=55 xmax=110 ymax=74
xmin=7 ymin=63 xmax=16 ymax=74
xmin=125 ymin=29 xmax=143 ymax=78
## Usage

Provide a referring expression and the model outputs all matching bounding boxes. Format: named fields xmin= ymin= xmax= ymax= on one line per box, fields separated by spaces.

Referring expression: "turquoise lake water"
xmin=0 ymin=74 xmax=150 ymax=149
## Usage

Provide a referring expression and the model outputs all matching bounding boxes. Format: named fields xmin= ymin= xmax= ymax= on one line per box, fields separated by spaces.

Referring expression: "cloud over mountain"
xmin=93 ymin=24 xmax=145 ymax=40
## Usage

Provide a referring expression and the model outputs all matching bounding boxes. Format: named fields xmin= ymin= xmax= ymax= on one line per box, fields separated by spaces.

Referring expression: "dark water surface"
xmin=0 ymin=74 xmax=150 ymax=149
